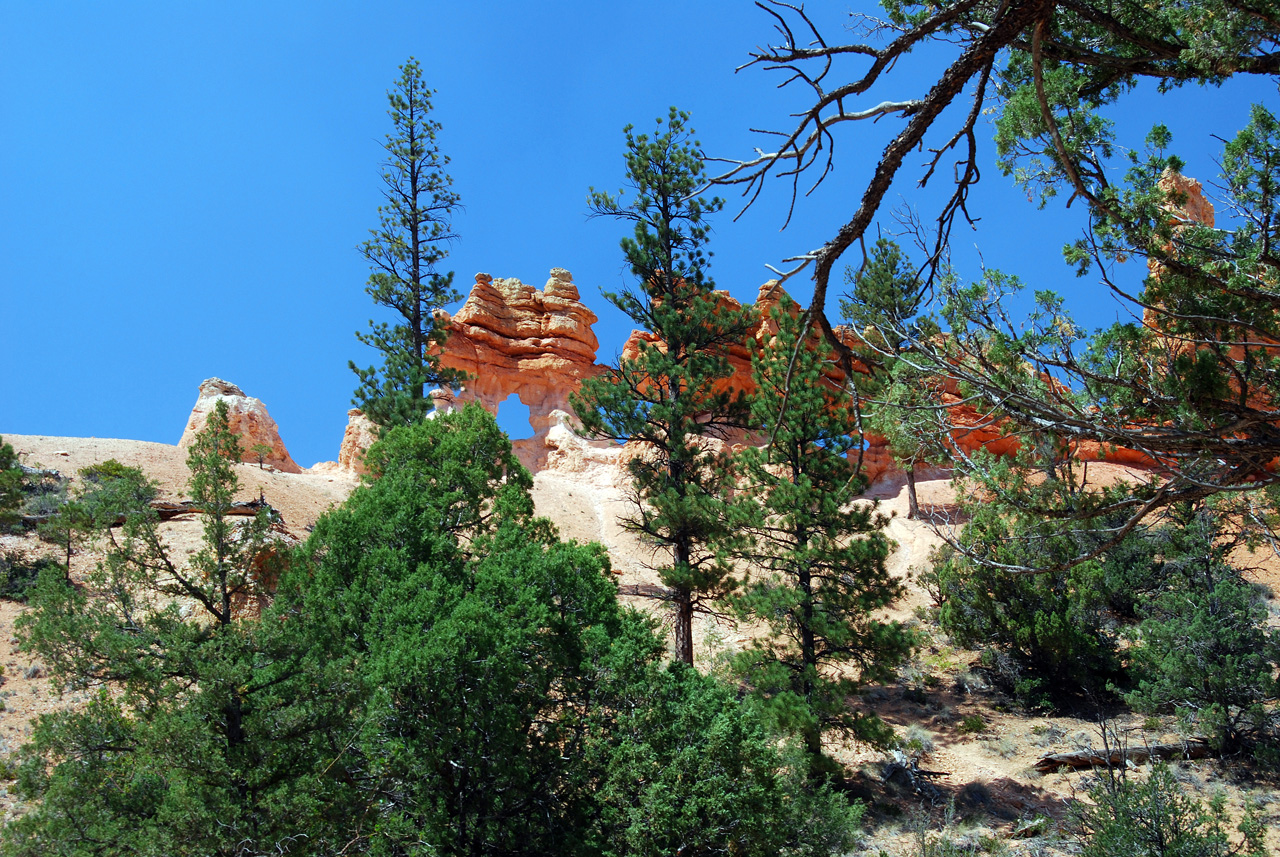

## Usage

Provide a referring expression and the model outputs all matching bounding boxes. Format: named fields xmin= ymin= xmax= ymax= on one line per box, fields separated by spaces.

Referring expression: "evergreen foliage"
xmin=6 ymin=405 xmax=861 ymax=854
xmin=1124 ymin=506 xmax=1280 ymax=753
xmin=716 ymin=3 xmax=1280 ymax=558
xmin=248 ymin=442 xmax=273 ymax=469
xmin=37 ymin=459 xmax=151 ymax=572
xmin=913 ymin=109 xmax=1280 ymax=561
xmin=840 ymin=238 xmax=939 ymax=519
xmin=6 ymin=402 xmax=304 ymax=857
xmin=936 ymin=463 xmax=1280 ymax=727
xmin=588 ymin=659 xmax=862 ymax=857
xmin=1075 ymin=763 xmax=1268 ymax=857
xmin=280 ymin=404 xmax=859 ymax=856
xmin=572 ymin=108 xmax=756 ymax=665
xmin=351 ymin=57 xmax=465 ymax=428
xmin=0 ymin=436 xmax=22 ymax=531
xmin=0 ymin=553 xmax=58 ymax=602
xmin=932 ymin=446 xmax=1138 ymax=707
xmin=732 ymin=298 xmax=911 ymax=765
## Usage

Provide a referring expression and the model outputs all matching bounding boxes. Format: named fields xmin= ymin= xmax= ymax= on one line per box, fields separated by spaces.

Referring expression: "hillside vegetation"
xmin=7 ymin=0 xmax=1280 ymax=851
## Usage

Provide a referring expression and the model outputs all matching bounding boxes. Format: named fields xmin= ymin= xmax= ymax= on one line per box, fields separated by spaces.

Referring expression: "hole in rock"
xmin=494 ymin=394 xmax=534 ymax=441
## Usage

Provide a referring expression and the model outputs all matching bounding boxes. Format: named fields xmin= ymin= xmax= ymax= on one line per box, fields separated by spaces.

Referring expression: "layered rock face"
xmin=428 ymin=271 xmax=1038 ymax=483
xmin=612 ymin=279 xmax=1115 ymax=482
xmin=178 ymin=378 xmax=302 ymax=474
xmin=336 ymin=408 xmax=378 ymax=475
xmin=336 ymin=258 xmax=1168 ymax=484
xmin=436 ymin=269 xmax=606 ymax=470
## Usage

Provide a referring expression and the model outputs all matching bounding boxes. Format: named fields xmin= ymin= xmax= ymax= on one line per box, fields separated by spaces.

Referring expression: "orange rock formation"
xmin=435 ymin=269 xmax=606 ymax=469
xmin=178 ymin=378 xmax=301 ymax=473
xmin=613 ymin=280 xmax=1015 ymax=482
xmin=341 ymin=246 xmax=1191 ymax=482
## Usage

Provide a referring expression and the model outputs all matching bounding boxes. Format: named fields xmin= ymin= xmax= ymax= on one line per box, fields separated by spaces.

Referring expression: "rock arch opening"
xmin=494 ymin=394 xmax=534 ymax=441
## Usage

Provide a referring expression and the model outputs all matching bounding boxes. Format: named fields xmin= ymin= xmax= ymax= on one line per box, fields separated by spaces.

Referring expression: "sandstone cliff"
xmin=435 ymin=269 xmax=607 ymax=470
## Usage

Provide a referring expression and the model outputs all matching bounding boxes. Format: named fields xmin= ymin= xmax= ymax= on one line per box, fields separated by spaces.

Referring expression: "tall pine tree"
xmin=351 ymin=58 xmax=465 ymax=428
xmin=572 ymin=108 xmax=755 ymax=666
xmin=733 ymin=298 xmax=911 ymax=770
xmin=841 ymin=238 xmax=936 ymax=519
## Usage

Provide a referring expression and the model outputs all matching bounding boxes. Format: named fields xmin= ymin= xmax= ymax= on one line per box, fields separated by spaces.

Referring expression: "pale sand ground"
xmin=2 ymin=434 xmax=1278 ymax=851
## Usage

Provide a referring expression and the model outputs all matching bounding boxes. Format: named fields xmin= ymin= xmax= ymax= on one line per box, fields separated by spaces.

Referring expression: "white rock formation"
xmin=177 ymin=378 xmax=301 ymax=473
xmin=542 ymin=410 xmax=622 ymax=487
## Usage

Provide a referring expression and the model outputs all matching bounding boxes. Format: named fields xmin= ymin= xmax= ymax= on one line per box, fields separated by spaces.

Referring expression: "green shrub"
xmin=1124 ymin=508 xmax=1279 ymax=753
xmin=78 ymin=459 xmax=136 ymax=484
xmin=934 ymin=501 xmax=1129 ymax=708
xmin=0 ymin=437 xmax=23 ymax=532
xmin=0 ymin=754 xmax=18 ymax=782
xmin=1074 ymin=763 xmax=1267 ymax=857
xmin=0 ymin=550 xmax=62 ymax=602
xmin=4 ymin=406 xmax=868 ymax=857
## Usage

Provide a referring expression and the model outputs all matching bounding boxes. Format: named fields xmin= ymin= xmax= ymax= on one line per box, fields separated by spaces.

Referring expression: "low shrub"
xmin=0 ymin=550 xmax=63 ymax=602
xmin=1074 ymin=763 xmax=1267 ymax=857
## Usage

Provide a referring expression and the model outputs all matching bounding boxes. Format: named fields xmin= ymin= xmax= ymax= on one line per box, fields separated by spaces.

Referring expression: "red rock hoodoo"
xmin=435 ymin=268 xmax=606 ymax=470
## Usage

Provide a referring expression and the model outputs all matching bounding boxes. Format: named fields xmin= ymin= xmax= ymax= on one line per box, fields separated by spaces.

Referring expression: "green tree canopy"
xmin=0 ymin=436 xmax=23 ymax=531
xmin=841 ymin=238 xmax=940 ymax=519
xmin=276 ymin=405 xmax=861 ymax=856
xmin=6 ymin=402 xmax=863 ymax=855
xmin=732 ymin=298 xmax=911 ymax=769
xmin=6 ymin=402 xmax=308 ymax=857
xmin=711 ymin=3 xmax=1280 ymax=561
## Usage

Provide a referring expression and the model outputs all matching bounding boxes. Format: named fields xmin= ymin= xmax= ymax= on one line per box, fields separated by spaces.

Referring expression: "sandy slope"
xmin=2 ymin=434 xmax=1278 ymax=851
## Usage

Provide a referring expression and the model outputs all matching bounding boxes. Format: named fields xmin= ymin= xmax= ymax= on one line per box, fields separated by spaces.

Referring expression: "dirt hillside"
xmin=2 ymin=434 xmax=1278 ymax=853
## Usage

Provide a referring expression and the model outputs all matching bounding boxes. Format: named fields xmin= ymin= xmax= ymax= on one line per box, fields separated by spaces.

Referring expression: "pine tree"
xmin=733 ymin=298 xmax=911 ymax=768
xmin=281 ymin=405 xmax=859 ymax=856
xmin=0 ymin=437 xmax=22 ymax=531
xmin=350 ymin=57 xmax=465 ymax=428
xmin=1125 ymin=505 xmax=1280 ymax=752
xmin=719 ymin=5 xmax=1280 ymax=554
xmin=841 ymin=238 xmax=936 ymax=519
xmin=572 ymin=108 xmax=755 ymax=666
xmin=6 ymin=401 xmax=320 ymax=856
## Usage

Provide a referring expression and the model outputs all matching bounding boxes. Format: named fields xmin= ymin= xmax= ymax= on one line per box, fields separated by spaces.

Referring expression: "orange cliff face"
xmin=614 ymin=281 xmax=1028 ymax=481
xmin=433 ymin=269 xmax=606 ymax=470
xmin=333 ymin=267 xmax=1159 ymax=483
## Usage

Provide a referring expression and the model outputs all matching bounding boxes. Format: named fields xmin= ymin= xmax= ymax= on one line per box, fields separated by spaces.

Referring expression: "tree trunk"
xmin=1033 ymin=740 xmax=1211 ymax=773
xmin=673 ymin=589 xmax=694 ymax=666
xmin=21 ymin=497 xmax=278 ymax=529
xmin=905 ymin=465 xmax=919 ymax=520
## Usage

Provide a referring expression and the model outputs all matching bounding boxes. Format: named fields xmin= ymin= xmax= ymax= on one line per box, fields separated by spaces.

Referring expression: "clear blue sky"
xmin=2 ymin=2 xmax=1274 ymax=466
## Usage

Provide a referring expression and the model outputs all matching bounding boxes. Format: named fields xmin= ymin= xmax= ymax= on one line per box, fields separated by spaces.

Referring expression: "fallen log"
xmin=617 ymin=583 xmax=673 ymax=600
xmin=150 ymin=499 xmax=277 ymax=522
xmin=19 ymin=464 xmax=64 ymax=481
xmin=22 ymin=498 xmax=281 ymax=529
xmin=1034 ymin=740 xmax=1212 ymax=773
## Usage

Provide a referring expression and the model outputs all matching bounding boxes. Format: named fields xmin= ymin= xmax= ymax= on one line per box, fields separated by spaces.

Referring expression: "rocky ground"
xmin=2 ymin=434 xmax=1279 ymax=854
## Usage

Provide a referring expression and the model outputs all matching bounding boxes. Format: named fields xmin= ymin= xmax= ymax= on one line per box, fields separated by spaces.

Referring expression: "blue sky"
xmin=2 ymin=2 xmax=1275 ymax=466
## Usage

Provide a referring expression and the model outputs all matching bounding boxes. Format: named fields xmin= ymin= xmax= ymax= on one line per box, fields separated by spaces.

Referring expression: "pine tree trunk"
xmin=673 ymin=587 xmax=694 ymax=666
xmin=906 ymin=465 xmax=920 ymax=520
xmin=797 ymin=532 xmax=821 ymax=762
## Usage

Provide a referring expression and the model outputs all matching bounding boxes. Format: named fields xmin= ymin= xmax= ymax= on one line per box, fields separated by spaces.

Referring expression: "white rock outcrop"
xmin=542 ymin=410 xmax=622 ymax=487
xmin=177 ymin=378 xmax=302 ymax=473
xmin=335 ymin=408 xmax=378 ymax=475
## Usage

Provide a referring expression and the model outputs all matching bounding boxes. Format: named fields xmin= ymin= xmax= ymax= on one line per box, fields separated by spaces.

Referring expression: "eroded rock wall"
xmin=435 ymin=269 xmax=608 ymax=471
xmin=334 ymin=260 xmax=1170 ymax=483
